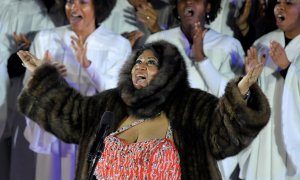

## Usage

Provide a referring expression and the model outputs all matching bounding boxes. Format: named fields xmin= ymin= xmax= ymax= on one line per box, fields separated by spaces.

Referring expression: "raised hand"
xmin=190 ymin=22 xmax=208 ymax=62
xmin=71 ymin=35 xmax=91 ymax=68
xmin=269 ymin=40 xmax=290 ymax=69
xmin=244 ymin=47 xmax=263 ymax=74
xmin=136 ymin=3 xmax=161 ymax=33
xmin=236 ymin=0 xmax=251 ymax=35
xmin=238 ymin=47 xmax=265 ymax=95
xmin=13 ymin=32 xmax=31 ymax=50
xmin=17 ymin=51 xmax=43 ymax=73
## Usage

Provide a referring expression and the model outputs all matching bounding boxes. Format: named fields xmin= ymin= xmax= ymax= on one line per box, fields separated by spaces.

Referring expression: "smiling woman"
xmin=18 ymin=40 xmax=270 ymax=179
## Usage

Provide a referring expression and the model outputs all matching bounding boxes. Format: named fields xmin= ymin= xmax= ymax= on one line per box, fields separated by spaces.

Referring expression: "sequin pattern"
xmin=94 ymin=119 xmax=181 ymax=179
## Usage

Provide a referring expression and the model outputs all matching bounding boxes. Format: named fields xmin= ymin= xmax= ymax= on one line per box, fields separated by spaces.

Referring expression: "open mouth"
xmin=184 ymin=7 xmax=194 ymax=17
xmin=136 ymin=74 xmax=146 ymax=81
xmin=277 ymin=14 xmax=285 ymax=22
xmin=70 ymin=12 xmax=83 ymax=23
xmin=133 ymin=74 xmax=147 ymax=88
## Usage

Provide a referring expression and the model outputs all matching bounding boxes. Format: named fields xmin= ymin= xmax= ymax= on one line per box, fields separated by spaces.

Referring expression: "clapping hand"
xmin=136 ymin=3 xmax=161 ymax=33
xmin=13 ymin=32 xmax=31 ymax=50
xmin=17 ymin=51 xmax=43 ymax=73
xmin=269 ymin=40 xmax=290 ymax=70
xmin=71 ymin=35 xmax=91 ymax=68
xmin=238 ymin=47 xmax=265 ymax=95
xmin=236 ymin=0 xmax=251 ymax=35
xmin=190 ymin=22 xmax=208 ymax=62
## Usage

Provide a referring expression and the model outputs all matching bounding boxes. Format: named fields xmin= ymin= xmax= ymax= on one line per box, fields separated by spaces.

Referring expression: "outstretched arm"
xmin=17 ymin=51 xmax=110 ymax=143
xmin=208 ymin=52 xmax=268 ymax=159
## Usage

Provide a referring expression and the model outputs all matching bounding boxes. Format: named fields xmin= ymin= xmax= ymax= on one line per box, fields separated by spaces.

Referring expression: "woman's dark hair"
xmin=61 ymin=0 xmax=116 ymax=24
xmin=93 ymin=0 xmax=116 ymax=23
xmin=135 ymin=43 xmax=167 ymax=67
xmin=206 ymin=0 xmax=222 ymax=24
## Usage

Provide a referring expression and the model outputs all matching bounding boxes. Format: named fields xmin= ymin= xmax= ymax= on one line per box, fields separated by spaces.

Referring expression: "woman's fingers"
xmin=247 ymin=62 xmax=263 ymax=84
xmin=17 ymin=51 xmax=38 ymax=73
xmin=43 ymin=50 xmax=53 ymax=63
xmin=51 ymin=62 xmax=67 ymax=76
xmin=239 ymin=61 xmax=264 ymax=95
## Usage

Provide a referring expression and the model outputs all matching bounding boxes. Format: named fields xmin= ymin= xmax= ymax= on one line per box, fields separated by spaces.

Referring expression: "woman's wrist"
xmin=241 ymin=90 xmax=250 ymax=100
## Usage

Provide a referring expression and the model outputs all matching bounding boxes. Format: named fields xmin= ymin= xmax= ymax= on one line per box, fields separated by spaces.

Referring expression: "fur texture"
xmin=118 ymin=40 xmax=188 ymax=118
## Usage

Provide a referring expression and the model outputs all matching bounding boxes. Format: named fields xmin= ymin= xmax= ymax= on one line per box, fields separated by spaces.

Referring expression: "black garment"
xmin=7 ymin=52 xmax=26 ymax=79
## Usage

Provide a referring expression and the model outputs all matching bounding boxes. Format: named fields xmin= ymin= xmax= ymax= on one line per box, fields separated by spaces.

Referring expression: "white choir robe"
xmin=23 ymin=25 xmax=131 ymax=180
xmin=102 ymin=0 xmax=138 ymax=35
xmin=0 ymin=0 xmax=55 ymax=139
xmin=238 ymin=29 xmax=300 ymax=180
xmin=146 ymin=27 xmax=245 ymax=179
xmin=0 ymin=64 xmax=8 ymax=138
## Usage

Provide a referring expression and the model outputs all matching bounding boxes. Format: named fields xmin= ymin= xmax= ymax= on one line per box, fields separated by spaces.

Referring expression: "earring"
xmin=177 ymin=15 xmax=181 ymax=19
xmin=206 ymin=13 xmax=210 ymax=20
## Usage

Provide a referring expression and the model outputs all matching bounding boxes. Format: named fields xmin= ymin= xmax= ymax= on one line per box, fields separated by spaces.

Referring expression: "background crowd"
xmin=0 ymin=0 xmax=299 ymax=179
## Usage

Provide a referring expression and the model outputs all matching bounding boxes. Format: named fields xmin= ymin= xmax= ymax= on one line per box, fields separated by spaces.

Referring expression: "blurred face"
xmin=274 ymin=0 xmax=300 ymax=38
xmin=131 ymin=50 xmax=159 ymax=89
xmin=65 ymin=0 xmax=96 ymax=36
xmin=177 ymin=0 xmax=209 ymax=29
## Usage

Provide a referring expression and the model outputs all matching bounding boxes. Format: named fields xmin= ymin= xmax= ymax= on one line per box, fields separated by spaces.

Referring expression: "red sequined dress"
xmin=94 ymin=119 xmax=181 ymax=179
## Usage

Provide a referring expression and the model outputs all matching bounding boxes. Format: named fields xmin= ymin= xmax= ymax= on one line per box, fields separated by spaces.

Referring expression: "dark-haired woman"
xmin=22 ymin=0 xmax=131 ymax=179
xmin=18 ymin=40 xmax=269 ymax=179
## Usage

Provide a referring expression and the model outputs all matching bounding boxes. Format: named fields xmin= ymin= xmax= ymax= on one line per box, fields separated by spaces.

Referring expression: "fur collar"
xmin=118 ymin=41 xmax=189 ymax=118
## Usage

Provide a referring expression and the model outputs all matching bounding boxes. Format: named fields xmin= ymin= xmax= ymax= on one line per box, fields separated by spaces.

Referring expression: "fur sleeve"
xmin=208 ymin=77 xmax=271 ymax=159
xmin=18 ymin=64 xmax=102 ymax=143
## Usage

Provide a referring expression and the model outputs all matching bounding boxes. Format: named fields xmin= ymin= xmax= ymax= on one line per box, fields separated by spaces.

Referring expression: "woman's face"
xmin=131 ymin=50 xmax=159 ymax=89
xmin=177 ymin=0 xmax=209 ymax=28
xmin=274 ymin=0 xmax=300 ymax=38
xmin=65 ymin=0 xmax=96 ymax=35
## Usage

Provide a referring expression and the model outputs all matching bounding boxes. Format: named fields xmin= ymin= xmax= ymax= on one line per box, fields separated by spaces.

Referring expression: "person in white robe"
xmin=0 ymin=0 xmax=57 ymax=179
xmin=22 ymin=0 xmax=132 ymax=180
xmin=237 ymin=1 xmax=300 ymax=179
xmin=102 ymin=0 xmax=178 ymax=48
xmin=146 ymin=0 xmax=244 ymax=179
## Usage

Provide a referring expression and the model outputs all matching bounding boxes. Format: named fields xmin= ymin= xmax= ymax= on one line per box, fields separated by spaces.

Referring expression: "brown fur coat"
xmin=18 ymin=41 xmax=270 ymax=179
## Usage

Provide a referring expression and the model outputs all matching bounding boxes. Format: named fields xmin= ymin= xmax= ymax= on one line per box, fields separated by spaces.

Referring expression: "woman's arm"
xmin=17 ymin=53 xmax=111 ymax=143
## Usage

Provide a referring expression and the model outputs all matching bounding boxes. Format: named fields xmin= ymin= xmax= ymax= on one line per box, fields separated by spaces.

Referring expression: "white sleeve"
xmin=195 ymin=58 xmax=231 ymax=97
